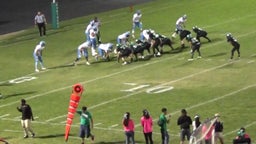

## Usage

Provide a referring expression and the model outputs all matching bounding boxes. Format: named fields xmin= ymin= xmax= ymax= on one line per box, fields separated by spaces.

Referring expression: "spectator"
xmin=122 ymin=112 xmax=135 ymax=144
xmin=214 ymin=113 xmax=224 ymax=144
xmin=141 ymin=109 xmax=153 ymax=144
xmin=177 ymin=109 xmax=192 ymax=144
xmin=76 ymin=106 xmax=94 ymax=144
xmin=192 ymin=115 xmax=201 ymax=131
xmin=158 ymin=107 xmax=171 ymax=144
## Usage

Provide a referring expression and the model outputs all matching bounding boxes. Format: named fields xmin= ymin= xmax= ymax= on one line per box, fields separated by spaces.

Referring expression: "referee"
xmin=34 ymin=11 xmax=47 ymax=36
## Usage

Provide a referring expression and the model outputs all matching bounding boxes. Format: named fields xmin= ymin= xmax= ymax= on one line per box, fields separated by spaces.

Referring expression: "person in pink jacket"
xmin=122 ymin=112 xmax=135 ymax=144
xmin=141 ymin=109 xmax=153 ymax=144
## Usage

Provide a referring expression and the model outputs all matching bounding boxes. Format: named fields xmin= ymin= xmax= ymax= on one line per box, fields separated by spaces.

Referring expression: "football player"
xmin=172 ymin=14 xmax=187 ymax=38
xmin=117 ymin=31 xmax=131 ymax=45
xmin=192 ymin=26 xmax=211 ymax=42
xmin=179 ymin=29 xmax=191 ymax=48
xmin=33 ymin=41 xmax=46 ymax=72
xmin=89 ymin=28 xmax=98 ymax=57
xmin=226 ymin=33 xmax=240 ymax=60
xmin=97 ymin=43 xmax=114 ymax=61
xmin=186 ymin=34 xmax=201 ymax=61
xmin=73 ymin=41 xmax=92 ymax=66
xmin=132 ymin=10 xmax=143 ymax=38
xmin=90 ymin=17 xmax=101 ymax=43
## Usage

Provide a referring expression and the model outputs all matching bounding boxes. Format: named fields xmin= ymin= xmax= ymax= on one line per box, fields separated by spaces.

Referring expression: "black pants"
xmin=144 ymin=132 xmax=153 ymax=144
xmin=160 ymin=129 xmax=169 ymax=144
xmin=191 ymin=44 xmax=201 ymax=58
xmin=231 ymin=45 xmax=240 ymax=59
xmin=37 ymin=22 xmax=46 ymax=36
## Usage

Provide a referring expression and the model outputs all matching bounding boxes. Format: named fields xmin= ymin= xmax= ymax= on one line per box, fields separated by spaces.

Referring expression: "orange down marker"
xmin=65 ymin=83 xmax=84 ymax=142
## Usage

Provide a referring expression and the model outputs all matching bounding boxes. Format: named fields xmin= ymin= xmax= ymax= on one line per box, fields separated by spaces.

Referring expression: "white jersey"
xmin=98 ymin=43 xmax=113 ymax=52
xmin=133 ymin=13 xmax=142 ymax=23
xmin=118 ymin=31 xmax=130 ymax=39
xmin=85 ymin=23 xmax=93 ymax=34
xmin=142 ymin=30 xmax=150 ymax=40
xmin=78 ymin=41 xmax=91 ymax=50
xmin=33 ymin=44 xmax=45 ymax=55
xmin=90 ymin=20 xmax=100 ymax=29
xmin=176 ymin=16 xmax=186 ymax=26
xmin=89 ymin=29 xmax=96 ymax=39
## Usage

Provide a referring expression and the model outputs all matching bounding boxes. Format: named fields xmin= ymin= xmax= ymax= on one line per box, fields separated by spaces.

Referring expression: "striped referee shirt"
xmin=35 ymin=14 xmax=46 ymax=24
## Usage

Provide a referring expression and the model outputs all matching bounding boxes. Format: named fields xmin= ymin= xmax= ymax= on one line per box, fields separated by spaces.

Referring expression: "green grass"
xmin=0 ymin=0 xmax=256 ymax=143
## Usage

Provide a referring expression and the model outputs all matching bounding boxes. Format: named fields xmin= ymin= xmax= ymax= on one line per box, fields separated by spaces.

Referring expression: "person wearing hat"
xmin=17 ymin=99 xmax=35 ymax=138
xmin=140 ymin=109 xmax=153 ymax=144
xmin=214 ymin=113 xmax=224 ymax=144
xmin=233 ymin=127 xmax=251 ymax=144
xmin=192 ymin=115 xmax=201 ymax=131
xmin=33 ymin=41 xmax=46 ymax=72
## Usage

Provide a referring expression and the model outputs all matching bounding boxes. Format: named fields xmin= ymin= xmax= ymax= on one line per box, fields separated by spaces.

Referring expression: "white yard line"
xmin=135 ymin=83 xmax=256 ymax=127
xmin=1 ymin=29 xmax=255 ymax=109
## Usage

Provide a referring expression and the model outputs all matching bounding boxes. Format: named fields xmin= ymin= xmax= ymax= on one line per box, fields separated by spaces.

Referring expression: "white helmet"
xmin=39 ymin=41 xmax=46 ymax=47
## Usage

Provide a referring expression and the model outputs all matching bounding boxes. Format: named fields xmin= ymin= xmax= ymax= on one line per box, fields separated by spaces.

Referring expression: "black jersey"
xmin=17 ymin=104 xmax=33 ymax=120
xmin=227 ymin=36 xmax=240 ymax=47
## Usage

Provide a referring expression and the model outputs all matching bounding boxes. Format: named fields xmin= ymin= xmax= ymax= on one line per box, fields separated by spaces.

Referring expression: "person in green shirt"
xmin=158 ymin=107 xmax=171 ymax=144
xmin=76 ymin=106 xmax=94 ymax=144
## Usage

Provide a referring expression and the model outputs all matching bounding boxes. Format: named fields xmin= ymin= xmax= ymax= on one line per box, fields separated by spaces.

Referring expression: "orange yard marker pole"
xmin=65 ymin=84 xmax=84 ymax=142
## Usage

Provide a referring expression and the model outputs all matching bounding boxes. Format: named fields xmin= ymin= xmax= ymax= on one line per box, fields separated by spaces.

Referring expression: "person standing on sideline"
xmin=76 ymin=106 xmax=94 ymax=144
xmin=177 ymin=109 xmax=192 ymax=144
xmin=158 ymin=107 xmax=171 ymax=144
xmin=192 ymin=115 xmax=201 ymax=131
xmin=16 ymin=99 xmax=35 ymax=138
xmin=73 ymin=41 xmax=92 ymax=66
xmin=132 ymin=10 xmax=143 ymax=38
xmin=33 ymin=41 xmax=46 ymax=72
xmin=226 ymin=33 xmax=240 ymax=60
xmin=141 ymin=109 xmax=153 ymax=144
xmin=122 ymin=112 xmax=135 ymax=144
xmin=214 ymin=113 xmax=224 ymax=144
xmin=34 ymin=11 xmax=47 ymax=36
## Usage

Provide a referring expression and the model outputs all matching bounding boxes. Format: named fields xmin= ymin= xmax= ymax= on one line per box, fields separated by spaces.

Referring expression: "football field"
xmin=0 ymin=0 xmax=255 ymax=143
